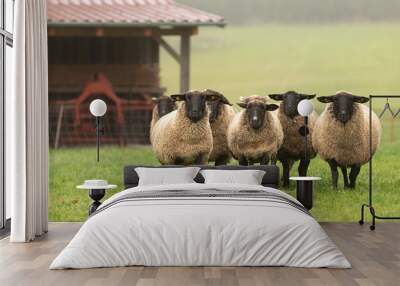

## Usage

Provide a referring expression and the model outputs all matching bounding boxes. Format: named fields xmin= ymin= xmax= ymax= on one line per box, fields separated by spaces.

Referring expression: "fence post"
xmin=54 ymin=104 xmax=64 ymax=149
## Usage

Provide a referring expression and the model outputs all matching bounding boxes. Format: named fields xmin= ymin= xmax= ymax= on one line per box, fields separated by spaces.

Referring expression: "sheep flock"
xmin=150 ymin=90 xmax=382 ymax=189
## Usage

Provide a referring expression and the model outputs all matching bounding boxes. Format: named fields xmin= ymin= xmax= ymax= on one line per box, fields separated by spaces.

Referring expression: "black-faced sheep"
xmin=150 ymin=96 xmax=176 ymax=144
xmin=269 ymin=91 xmax=318 ymax=187
xmin=207 ymin=91 xmax=236 ymax=165
xmin=151 ymin=89 xmax=223 ymax=165
xmin=312 ymin=91 xmax=382 ymax=189
xmin=227 ymin=95 xmax=284 ymax=166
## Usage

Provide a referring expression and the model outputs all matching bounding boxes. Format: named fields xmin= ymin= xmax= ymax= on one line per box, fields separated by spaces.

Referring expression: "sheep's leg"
xmin=298 ymin=158 xmax=310 ymax=177
xmin=260 ymin=154 xmax=270 ymax=165
xmin=340 ymin=166 xmax=350 ymax=188
xmin=215 ymin=155 xmax=230 ymax=166
xmin=281 ymin=158 xmax=290 ymax=188
xmin=239 ymin=156 xmax=248 ymax=166
xmin=281 ymin=159 xmax=294 ymax=188
xmin=328 ymin=159 xmax=339 ymax=189
xmin=174 ymin=157 xmax=185 ymax=165
xmin=194 ymin=153 xmax=208 ymax=165
xmin=270 ymin=154 xmax=278 ymax=165
xmin=349 ymin=165 xmax=361 ymax=189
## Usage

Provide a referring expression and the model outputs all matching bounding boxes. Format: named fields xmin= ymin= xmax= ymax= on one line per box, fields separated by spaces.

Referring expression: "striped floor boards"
xmin=0 ymin=222 xmax=399 ymax=286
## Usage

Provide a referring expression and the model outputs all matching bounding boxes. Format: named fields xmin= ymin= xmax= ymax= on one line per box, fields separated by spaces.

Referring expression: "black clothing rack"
xmin=359 ymin=95 xmax=400 ymax=230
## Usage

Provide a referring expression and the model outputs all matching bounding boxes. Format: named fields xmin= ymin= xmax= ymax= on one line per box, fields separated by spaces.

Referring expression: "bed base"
xmin=123 ymin=165 xmax=280 ymax=189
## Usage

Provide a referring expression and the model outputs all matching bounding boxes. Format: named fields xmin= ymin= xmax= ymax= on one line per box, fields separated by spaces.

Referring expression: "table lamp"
xmin=297 ymin=99 xmax=314 ymax=176
xmin=89 ymin=99 xmax=107 ymax=162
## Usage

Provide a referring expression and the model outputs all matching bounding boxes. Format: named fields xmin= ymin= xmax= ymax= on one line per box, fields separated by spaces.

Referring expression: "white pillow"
xmin=200 ymin=169 xmax=266 ymax=185
xmin=135 ymin=167 xmax=201 ymax=186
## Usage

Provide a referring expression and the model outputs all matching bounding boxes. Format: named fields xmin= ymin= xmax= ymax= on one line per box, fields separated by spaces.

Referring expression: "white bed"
xmin=50 ymin=183 xmax=350 ymax=269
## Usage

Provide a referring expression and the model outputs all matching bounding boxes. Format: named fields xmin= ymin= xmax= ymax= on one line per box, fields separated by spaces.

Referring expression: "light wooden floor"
xmin=0 ymin=222 xmax=399 ymax=286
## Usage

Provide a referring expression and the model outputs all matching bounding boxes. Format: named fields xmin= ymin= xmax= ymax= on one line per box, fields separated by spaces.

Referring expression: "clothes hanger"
xmin=393 ymin=108 xmax=400 ymax=118
xmin=378 ymin=98 xmax=398 ymax=143
xmin=379 ymin=98 xmax=396 ymax=118
xmin=391 ymin=107 xmax=400 ymax=142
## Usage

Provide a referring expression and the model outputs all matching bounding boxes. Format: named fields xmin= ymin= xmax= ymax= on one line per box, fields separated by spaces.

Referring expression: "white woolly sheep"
xmin=227 ymin=95 xmax=284 ymax=165
xmin=207 ymin=92 xmax=236 ymax=165
xmin=312 ymin=91 xmax=382 ymax=189
xmin=269 ymin=91 xmax=318 ymax=187
xmin=151 ymin=90 xmax=223 ymax=165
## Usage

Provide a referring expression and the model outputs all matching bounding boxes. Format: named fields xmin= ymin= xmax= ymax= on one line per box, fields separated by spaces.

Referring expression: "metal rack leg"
xmin=359 ymin=204 xmax=367 ymax=225
xmin=369 ymin=206 xmax=376 ymax=231
xmin=359 ymin=204 xmax=376 ymax=230
xmin=359 ymin=203 xmax=400 ymax=231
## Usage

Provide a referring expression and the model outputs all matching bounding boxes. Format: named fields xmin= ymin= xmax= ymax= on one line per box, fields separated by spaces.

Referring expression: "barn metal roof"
xmin=47 ymin=0 xmax=226 ymax=27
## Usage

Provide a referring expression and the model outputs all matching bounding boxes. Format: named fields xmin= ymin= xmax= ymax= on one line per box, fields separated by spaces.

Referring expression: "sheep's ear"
xmin=237 ymin=102 xmax=247 ymax=109
xmin=204 ymin=89 xmax=230 ymax=104
xmin=300 ymin=94 xmax=316 ymax=100
xmin=219 ymin=94 xmax=232 ymax=106
xmin=317 ymin=96 xmax=334 ymax=103
xmin=265 ymin=104 xmax=279 ymax=111
xmin=353 ymin=96 xmax=369 ymax=103
xmin=206 ymin=94 xmax=219 ymax=102
xmin=203 ymin=89 xmax=222 ymax=96
xmin=268 ymin=94 xmax=284 ymax=101
xmin=170 ymin=93 xmax=186 ymax=102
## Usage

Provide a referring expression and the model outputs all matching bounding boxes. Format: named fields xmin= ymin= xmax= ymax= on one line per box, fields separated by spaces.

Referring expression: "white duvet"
xmin=50 ymin=183 xmax=351 ymax=269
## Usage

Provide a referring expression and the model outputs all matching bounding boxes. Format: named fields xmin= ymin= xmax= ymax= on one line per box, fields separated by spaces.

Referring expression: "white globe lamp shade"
xmin=90 ymin=99 xmax=107 ymax=117
xmin=297 ymin=99 xmax=314 ymax=117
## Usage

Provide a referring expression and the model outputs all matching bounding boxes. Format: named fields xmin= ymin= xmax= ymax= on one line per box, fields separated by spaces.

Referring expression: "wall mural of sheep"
xmin=312 ymin=91 xmax=382 ymax=189
xmin=268 ymin=91 xmax=318 ymax=187
xmin=227 ymin=95 xmax=284 ymax=165
xmin=207 ymin=92 xmax=236 ymax=165
xmin=151 ymin=89 xmax=223 ymax=165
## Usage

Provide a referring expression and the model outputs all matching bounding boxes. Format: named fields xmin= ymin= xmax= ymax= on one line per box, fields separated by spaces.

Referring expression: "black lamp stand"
xmin=303 ymin=116 xmax=309 ymax=167
xmin=298 ymin=115 xmax=310 ymax=167
xmin=296 ymin=116 xmax=314 ymax=210
xmin=95 ymin=116 xmax=104 ymax=162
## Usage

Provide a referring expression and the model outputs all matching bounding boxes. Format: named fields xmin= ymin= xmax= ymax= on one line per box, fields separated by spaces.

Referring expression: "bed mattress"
xmin=50 ymin=183 xmax=350 ymax=269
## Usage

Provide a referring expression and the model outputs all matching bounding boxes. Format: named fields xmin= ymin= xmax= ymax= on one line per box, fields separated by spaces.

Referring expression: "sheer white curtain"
xmin=8 ymin=0 xmax=49 ymax=242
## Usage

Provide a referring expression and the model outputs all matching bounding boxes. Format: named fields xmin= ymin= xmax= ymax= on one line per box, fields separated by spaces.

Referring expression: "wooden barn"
xmin=46 ymin=0 xmax=225 ymax=147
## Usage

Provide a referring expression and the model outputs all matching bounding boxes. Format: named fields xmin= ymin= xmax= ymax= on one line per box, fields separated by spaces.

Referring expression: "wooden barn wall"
xmin=48 ymin=35 xmax=162 ymax=100
xmin=48 ymin=36 xmax=161 ymax=147
xmin=48 ymin=36 xmax=159 ymax=65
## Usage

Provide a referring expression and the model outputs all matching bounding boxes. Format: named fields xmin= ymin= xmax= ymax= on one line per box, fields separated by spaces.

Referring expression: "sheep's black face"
xmin=283 ymin=92 xmax=301 ymax=117
xmin=318 ymin=92 xmax=369 ymax=124
xmin=269 ymin=91 xmax=316 ymax=118
xmin=171 ymin=89 xmax=226 ymax=123
xmin=237 ymin=102 xmax=279 ymax=130
xmin=156 ymin=97 xmax=176 ymax=118
xmin=184 ymin=93 xmax=207 ymax=122
xmin=334 ymin=96 xmax=355 ymax=124
xmin=207 ymin=100 xmax=221 ymax=123
xmin=247 ymin=103 xmax=266 ymax=129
